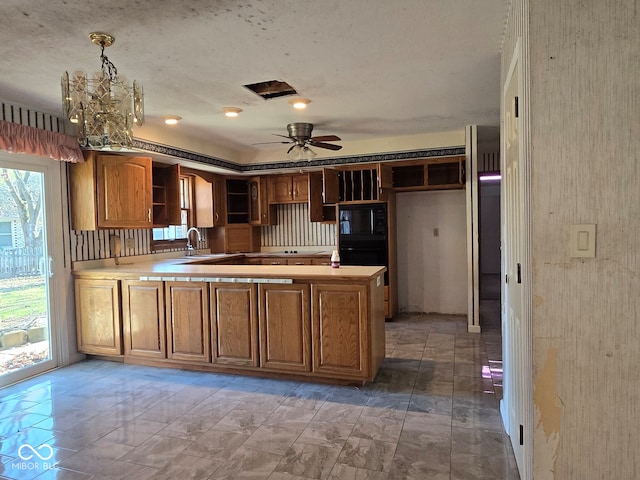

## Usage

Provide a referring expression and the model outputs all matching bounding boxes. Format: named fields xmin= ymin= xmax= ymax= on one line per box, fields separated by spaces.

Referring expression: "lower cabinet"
xmin=75 ymin=278 xmax=122 ymax=356
xmin=75 ymin=274 xmax=382 ymax=383
xmin=122 ymin=280 xmax=166 ymax=359
xmin=311 ymin=284 xmax=368 ymax=378
xmin=165 ymin=281 xmax=210 ymax=363
xmin=259 ymin=284 xmax=311 ymax=373
xmin=210 ymin=283 xmax=258 ymax=367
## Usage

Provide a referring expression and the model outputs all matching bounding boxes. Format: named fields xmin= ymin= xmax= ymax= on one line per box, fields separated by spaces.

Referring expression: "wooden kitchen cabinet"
xmin=287 ymin=257 xmax=312 ymax=265
xmin=210 ymin=224 xmax=260 ymax=253
xmin=226 ymin=178 xmax=249 ymax=224
xmin=311 ymin=283 xmax=368 ymax=378
xmin=152 ymin=163 xmax=181 ymax=227
xmin=212 ymin=176 xmax=226 ymax=226
xmin=336 ymin=163 xmax=392 ymax=203
xmin=75 ymin=278 xmax=122 ymax=355
xmin=311 ymin=257 xmax=332 ymax=266
xmin=73 ymin=267 xmax=384 ymax=383
xmin=392 ymin=156 xmax=465 ymax=191
xmin=210 ymin=283 xmax=259 ymax=367
xmin=309 ymin=171 xmax=337 ymax=223
xmin=165 ymin=281 xmax=210 ymax=363
xmin=122 ymin=280 xmax=166 ymax=359
xmin=248 ymin=176 xmax=276 ymax=225
xmin=268 ymin=174 xmax=309 ymax=203
xmin=261 ymin=257 xmax=286 ymax=265
xmin=70 ymin=152 xmax=153 ymax=230
xmin=259 ymin=284 xmax=311 ymax=373
xmin=194 ymin=175 xmax=214 ymax=227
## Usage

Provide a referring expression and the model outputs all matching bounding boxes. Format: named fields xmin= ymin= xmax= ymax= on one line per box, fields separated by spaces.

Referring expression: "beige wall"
xmin=396 ymin=190 xmax=468 ymax=315
xmin=137 ymin=118 xmax=464 ymax=167
xmin=503 ymin=0 xmax=640 ymax=477
xmin=241 ymin=130 xmax=466 ymax=164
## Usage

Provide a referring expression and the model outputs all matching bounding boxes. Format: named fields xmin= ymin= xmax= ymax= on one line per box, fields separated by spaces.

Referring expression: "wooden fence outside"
xmin=0 ymin=247 xmax=43 ymax=278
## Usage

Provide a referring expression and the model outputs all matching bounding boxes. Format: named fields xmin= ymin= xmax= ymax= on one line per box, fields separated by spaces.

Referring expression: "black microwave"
xmin=338 ymin=203 xmax=387 ymax=241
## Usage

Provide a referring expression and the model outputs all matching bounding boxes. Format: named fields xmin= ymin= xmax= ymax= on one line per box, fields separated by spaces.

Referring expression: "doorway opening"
xmin=479 ymin=173 xmax=502 ymax=334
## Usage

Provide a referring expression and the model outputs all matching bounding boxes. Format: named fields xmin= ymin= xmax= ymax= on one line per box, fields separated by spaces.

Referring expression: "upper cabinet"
xmin=70 ymin=152 xmax=153 ymax=230
xmin=226 ymin=178 xmax=249 ymax=224
xmin=392 ymin=156 xmax=465 ymax=191
xmin=326 ymin=163 xmax=392 ymax=203
xmin=268 ymin=174 xmax=309 ymax=204
xmin=152 ymin=163 xmax=181 ymax=228
xmin=248 ymin=176 xmax=276 ymax=225
xmin=212 ymin=176 xmax=226 ymax=226
xmin=308 ymin=171 xmax=337 ymax=223
xmin=193 ymin=175 xmax=214 ymax=228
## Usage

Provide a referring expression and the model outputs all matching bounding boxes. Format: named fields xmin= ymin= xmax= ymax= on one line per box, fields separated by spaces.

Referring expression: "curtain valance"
xmin=0 ymin=120 xmax=83 ymax=163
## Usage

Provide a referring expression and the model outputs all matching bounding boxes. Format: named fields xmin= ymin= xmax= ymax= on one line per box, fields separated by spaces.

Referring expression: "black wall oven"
xmin=338 ymin=203 xmax=389 ymax=284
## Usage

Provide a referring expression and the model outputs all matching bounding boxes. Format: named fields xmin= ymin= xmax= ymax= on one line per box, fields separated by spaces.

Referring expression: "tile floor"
xmin=0 ymin=313 xmax=519 ymax=480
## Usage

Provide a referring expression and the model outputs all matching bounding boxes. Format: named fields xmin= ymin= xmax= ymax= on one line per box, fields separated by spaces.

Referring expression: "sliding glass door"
xmin=0 ymin=154 xmax=62 ymax=387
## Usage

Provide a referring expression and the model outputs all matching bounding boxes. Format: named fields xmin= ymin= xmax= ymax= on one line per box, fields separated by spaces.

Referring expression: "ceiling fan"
xmin=255 ymin=123 xmax=342 ymax=159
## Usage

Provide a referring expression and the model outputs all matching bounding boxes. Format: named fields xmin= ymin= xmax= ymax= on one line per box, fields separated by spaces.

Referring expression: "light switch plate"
xmin=569 ymin=224 xmax=596 ymax=258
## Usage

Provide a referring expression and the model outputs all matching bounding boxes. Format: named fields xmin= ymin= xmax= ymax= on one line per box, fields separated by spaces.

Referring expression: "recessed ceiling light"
xmin=289 ymin=98 xmax=311 ymax=110
xmin=223 ymin=107 xmax=243 ymax=117
xmin=163 ymin=115 xmax=182 ymax=125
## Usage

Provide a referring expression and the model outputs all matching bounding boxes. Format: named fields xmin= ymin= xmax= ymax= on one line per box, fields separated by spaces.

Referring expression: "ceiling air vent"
xmin=243 ymin=80 xmax=298 ymax=100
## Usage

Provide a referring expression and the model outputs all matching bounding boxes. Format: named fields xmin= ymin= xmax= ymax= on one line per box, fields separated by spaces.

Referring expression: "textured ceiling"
xmin=0 ymin=0 xmax=508 ymax=155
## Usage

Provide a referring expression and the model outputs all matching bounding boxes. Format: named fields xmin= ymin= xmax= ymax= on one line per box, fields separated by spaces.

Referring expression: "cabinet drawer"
xmin=287 ymin=258 xmax=312 ymax=265
xmin=311 ymin=257 xmax=331 ymax=266
xmin=262 ymin=258 xmax=286 ymax=265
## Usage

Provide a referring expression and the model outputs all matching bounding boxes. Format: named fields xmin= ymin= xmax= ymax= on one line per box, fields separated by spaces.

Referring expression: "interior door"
xmin=502 ymin=50 xmax=529 ymax=476
xmin=0 ymin=154 xmax=62 ymax=387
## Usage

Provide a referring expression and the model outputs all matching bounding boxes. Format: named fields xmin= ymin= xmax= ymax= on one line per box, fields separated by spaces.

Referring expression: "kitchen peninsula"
xmin=74 ymin=256 xmax=386 ymax=384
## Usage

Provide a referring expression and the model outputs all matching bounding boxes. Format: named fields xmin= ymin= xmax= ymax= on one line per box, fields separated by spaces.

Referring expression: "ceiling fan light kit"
xmin=253 ymin=122 xmax=343 ymax=159
xmin=61 ymin=32 xmax=144 ymax=150
xmin=287 ymin=144 xmax=317 ymax=161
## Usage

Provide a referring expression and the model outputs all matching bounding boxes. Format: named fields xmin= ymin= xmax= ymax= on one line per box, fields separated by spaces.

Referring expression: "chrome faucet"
xmin=185 ymin=227 xmax=202 ymax=256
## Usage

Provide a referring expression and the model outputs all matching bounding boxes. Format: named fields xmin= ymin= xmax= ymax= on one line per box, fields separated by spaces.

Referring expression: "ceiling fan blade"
xmin=310 ymin=135 xmax=341 ymax=142
xmin=309 ymin=141 xmax=342 ymax=151
xmin=287 ymin=144 xmax=297 ymax=154
xmin=252 ymin=141 xmax=292 ymax=145
xmin=273 ymin=134 xmax=292 ymax=139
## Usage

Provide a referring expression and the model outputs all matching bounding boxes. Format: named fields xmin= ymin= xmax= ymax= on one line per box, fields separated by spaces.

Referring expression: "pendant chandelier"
xmin=61 ymin=32 xmax=144 ymax=150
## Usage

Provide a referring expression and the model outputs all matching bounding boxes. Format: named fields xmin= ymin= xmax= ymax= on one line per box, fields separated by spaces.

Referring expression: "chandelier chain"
xmin=99 ymin=43 xmax=118 ymax=81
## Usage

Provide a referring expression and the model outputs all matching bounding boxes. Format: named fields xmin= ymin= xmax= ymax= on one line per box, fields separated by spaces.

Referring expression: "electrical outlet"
xmin=109 ymin=235 xmax=121 ymax=253
xmin=125 ymin=238 xmax=135 ymax=249
xmin=433 ymin=228 xmax=439 ymax=237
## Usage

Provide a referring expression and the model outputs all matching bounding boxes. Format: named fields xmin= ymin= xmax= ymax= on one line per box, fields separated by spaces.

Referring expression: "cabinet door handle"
xmin=215 ymin=212 xmax=219 ymax=222
xmin=147 ymin=208 xmax=151 ymax=222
